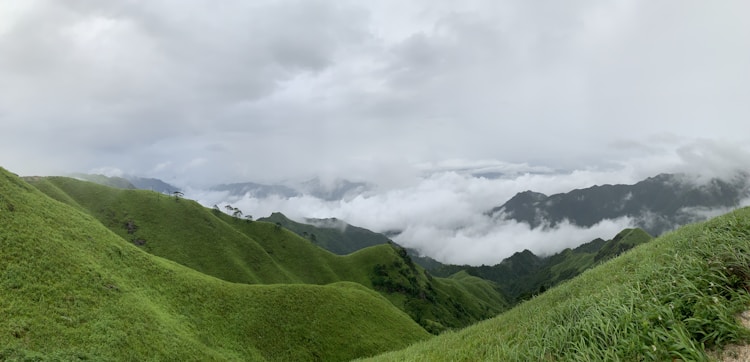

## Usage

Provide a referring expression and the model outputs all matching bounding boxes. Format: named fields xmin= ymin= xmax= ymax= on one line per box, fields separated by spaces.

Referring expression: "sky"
xmin=2 ymin=1 xmax=750 ymax=264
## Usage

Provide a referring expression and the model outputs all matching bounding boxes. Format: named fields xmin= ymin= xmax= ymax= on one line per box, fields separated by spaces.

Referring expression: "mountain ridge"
xmin=491 ymin=172 xmax=750 ymax=235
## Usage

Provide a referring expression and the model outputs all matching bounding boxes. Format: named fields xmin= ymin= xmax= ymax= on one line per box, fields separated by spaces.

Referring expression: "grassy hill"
xmin=25 ymin=176 xmax=508 ymax=333
xmin=363 ymin=207 xmax=750 ymax=361
xmin=1 ymin=168 xmax=432 ymax=360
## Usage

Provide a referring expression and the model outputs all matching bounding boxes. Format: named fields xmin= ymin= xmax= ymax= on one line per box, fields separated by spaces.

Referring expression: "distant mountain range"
xmin=212 ymin=178 xmax=370 ymax=201
xmin=71 ymin=173 xmax=370 ymax=202
xmin=211 ymin=181 xmax=300 ymax=199
xmin=490 ymin=173 xmax=750 ymax=236
xmin=70 ymin=173 xmax=180 ymax=194
xmin=258 ymin=213 xmax=391 ymax=255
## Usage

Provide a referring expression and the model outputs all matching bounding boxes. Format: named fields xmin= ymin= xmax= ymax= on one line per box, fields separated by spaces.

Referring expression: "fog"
xmin=190 ymin=141 xmax=750 ymax=265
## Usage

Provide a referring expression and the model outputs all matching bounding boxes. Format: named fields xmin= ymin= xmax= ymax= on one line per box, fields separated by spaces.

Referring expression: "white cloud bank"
xmin=190 ymin=141 xmax=750 ymax=265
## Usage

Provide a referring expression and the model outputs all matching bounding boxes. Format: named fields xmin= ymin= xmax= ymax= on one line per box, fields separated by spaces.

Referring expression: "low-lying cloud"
xmin=190 ymin=171 xmax=639 ymax=265
xmin=187 ymin=141 xmax=750 ymax=266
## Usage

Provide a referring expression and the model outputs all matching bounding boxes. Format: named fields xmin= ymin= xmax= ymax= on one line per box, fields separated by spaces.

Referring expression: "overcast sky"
xmin=3 ymin=1 xmax=750 ymax=264
xmin=1 ymin=0 xmax=749 ymax=186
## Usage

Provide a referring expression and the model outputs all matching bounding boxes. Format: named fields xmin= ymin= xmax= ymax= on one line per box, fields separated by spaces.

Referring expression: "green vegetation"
xmin=430 ymin=228 xmax=653 ymax=303
xmin=25 ymin=176 xmax=507 ymax=333
xmin=364 ymin=207 xmax=750 ymax=361
xmin=1 ymin=168 xmax=430 ymax=360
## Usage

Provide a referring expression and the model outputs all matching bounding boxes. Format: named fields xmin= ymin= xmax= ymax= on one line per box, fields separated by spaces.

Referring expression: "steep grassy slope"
xmin=365 ymin=207 xmax=750 ymax=361
xmin=1 ymin=168 xmax=431 ymax=360
xmin=26 ymin=176 xmax=507 ymax=332
xmin=27 ymin=176 xmax=296 ymax=284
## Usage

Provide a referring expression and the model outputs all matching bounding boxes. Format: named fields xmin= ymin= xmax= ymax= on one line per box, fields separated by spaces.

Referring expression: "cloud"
xmin=187 ymin=140 xmax=750 ymax=265
xmin=1 ymin=1 xmax=749 ymax=185
xmin=399 ymin=217 xmax=634 ymax=266
xmin=192 ymin=169 xmax=638 ymax=265
xmin=3 ymin=0 xmax=748 ymax=267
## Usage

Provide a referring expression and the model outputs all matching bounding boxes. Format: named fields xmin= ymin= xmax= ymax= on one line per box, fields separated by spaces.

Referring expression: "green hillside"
xmin=364 ymin=207 xmax=750 ymax=361
xmin=1 ymin=168 xmax=431 ymax=360
xmin=25 ymin=176 xmax=507 ymax=333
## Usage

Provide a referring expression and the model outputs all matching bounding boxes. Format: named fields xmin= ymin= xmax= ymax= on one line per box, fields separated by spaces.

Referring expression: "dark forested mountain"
xmin=258 ymin=212 xmax=392 ymax=255
xmin=429 ymin=228 xmax=653 ymax=302
xmin=490 ymin=173 xmax=750 ymax=236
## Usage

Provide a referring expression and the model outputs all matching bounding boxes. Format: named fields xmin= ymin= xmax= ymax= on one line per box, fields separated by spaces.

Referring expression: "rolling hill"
xmin=25 ymin=175 xmax=508 ymax=334
xmin=0 ymin=167 xmax=430 ymax=361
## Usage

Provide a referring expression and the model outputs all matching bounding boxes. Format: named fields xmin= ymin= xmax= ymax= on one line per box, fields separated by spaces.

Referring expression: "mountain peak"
xmin=491 ymin=173 xmax=750 ymax=235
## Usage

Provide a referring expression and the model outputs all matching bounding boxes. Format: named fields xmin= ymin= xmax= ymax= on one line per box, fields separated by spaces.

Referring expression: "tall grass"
xmin=365 ymin=208 xmax=750 ymax=361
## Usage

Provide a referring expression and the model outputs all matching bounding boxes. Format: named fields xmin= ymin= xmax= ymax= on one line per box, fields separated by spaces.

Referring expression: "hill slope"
xmin=1 ymin=168 xmax=430 ymax=360
xmin=26 ymin=176 xmax=508 ymax=333
xmin=365 ymin=207 xmax=750 ymax=361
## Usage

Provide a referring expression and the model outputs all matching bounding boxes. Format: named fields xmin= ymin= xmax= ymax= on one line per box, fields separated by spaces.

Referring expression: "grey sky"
xmin=3 ymin=1 xmax=750 ymax=264
xmin=2 ymin=1 xmax=749 ymax=186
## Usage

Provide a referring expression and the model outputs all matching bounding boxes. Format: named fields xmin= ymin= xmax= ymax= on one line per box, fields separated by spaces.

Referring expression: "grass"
xmin=25 ymin=176 xmax=508 ymax=333
xmin=363 ymin=207 xmax=750 ymax=361
xmin=1 ymin=168 xmax=430 ymax=360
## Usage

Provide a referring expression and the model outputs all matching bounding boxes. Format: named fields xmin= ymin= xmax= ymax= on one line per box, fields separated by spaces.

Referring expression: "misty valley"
xmin=3 ymin=1 xmax=750 ymax=360
xmin=2 ymin=167 xmax=750 ymax=360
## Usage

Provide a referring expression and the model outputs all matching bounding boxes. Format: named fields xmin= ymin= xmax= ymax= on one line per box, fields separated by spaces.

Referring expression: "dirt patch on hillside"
xmin=710 ymin=310 xmax=750 ymax=361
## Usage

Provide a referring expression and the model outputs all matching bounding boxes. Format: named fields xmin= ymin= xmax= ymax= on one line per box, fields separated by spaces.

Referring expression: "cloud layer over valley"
xmin=192 ymin=142 xmax=750 ymax=265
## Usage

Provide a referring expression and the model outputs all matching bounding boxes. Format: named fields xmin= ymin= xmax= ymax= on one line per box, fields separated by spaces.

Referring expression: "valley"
xmin=3 ymin=168 xmax=750 ymax=360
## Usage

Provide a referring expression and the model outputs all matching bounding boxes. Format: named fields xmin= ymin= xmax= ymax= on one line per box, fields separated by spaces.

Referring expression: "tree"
xmin=172 ymin=191 xmax=184 ymax=201
xmin=232 ymin=208 xmax=243 ymax=219
xmin=224 ymin=204 xmax=234 ymax=213
xmin=245 ymin=215 xmax=253 ymax=223
xmin=274 ymin=222 xmax=282 ymax=231
xmin=212 ymin=204 xmax=221 ymax=214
